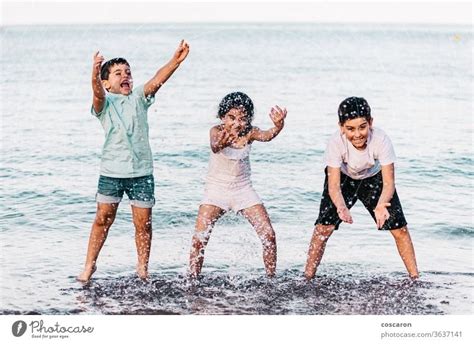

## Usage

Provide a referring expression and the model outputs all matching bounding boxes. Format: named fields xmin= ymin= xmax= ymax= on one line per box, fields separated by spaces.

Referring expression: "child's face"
xmin=222 ymin=108 xmax=249 ymax=136
xmin=102 ymin=63 xmax=133 ymax=95
xmin=340 ymin=117 xmax=373 ymax=150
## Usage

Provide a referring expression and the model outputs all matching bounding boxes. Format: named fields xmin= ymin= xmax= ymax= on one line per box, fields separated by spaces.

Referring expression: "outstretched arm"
xmin=374 ymin=163 xmax=395 ymax=228
xmin=327 ymin=166 xmax=353 ymax=224
xmin=144 ymin=40 xmax=190 ymax=98
xmin=91 ymin=51 xmax=106 ymax=114
xmin=249 ymin=106 xmax=287 ymax=142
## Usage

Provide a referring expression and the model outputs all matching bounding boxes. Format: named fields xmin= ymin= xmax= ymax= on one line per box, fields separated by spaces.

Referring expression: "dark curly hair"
xmin=338 ymin=97 xmax=371 ymax=124
xmin=217 ymin=92 xmax=254 ymax=136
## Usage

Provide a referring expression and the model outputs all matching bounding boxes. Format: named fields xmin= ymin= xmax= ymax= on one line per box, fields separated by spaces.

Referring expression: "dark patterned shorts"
xmin=315 ymin=169 xmax=407 ymax=230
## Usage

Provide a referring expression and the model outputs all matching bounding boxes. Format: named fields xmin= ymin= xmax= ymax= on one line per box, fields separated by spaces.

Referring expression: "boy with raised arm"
xmin=78 ymin=41 xmax=190 ymax=282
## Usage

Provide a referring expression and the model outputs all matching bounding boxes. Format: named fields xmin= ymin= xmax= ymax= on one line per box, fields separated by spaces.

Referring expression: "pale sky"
xmin=1 ymin=0 xmax=472 ymax=26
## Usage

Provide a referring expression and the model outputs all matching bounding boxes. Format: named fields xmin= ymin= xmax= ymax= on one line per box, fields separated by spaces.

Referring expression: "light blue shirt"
xmin=91 ymin=85 xmax=155 ymax=178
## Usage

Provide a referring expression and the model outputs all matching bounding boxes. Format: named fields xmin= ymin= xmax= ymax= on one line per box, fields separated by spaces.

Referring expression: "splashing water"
xmin=1 ymin=23 xmax=472 ymax=315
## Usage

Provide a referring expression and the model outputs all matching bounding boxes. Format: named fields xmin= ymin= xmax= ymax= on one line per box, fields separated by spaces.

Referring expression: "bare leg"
xmin=189 ymin=205 xmax=225 ymax=278
xmin=390 ymin=226 xmax=419 ymax=279
xmin=77 ymin=203 xmax=119 ymax=282
xmin=132 ymin=206 xmax=153 ymax=280
xmin=304 ymin=224 xmax=335 ymax=280
xmin=240 ymin=204 xmax=277 ymax=277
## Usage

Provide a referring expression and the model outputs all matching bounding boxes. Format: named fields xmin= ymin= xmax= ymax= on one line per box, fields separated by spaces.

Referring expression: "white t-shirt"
xmin=324 ymin=127 xmax=396 ymax=180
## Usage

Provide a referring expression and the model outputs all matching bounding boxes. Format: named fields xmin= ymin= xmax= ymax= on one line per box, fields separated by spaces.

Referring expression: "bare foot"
xmin=188 ymin=271 xmax=199 ymax=280
xmin=76 ymin=265 xmax=97 ymax=283
xmin=136 ymin=265 xmax=149 ymax=281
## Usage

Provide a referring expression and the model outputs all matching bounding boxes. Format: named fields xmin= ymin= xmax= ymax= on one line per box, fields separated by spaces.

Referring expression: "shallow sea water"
xmin=1 ymin=23 xmax=472 ymax=315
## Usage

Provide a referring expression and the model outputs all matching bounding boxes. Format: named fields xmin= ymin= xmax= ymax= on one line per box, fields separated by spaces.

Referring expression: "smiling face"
xmin=222 ymin=107 xmax=249 ymax=136
xmin=340 ymin=117 xmax=373 ymax=150
xmin=102 ymin=63 xmax=133 ymax=95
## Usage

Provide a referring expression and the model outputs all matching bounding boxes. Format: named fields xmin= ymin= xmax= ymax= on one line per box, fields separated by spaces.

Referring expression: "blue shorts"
xmin=96 ymin=175 xmax=155 ymax=208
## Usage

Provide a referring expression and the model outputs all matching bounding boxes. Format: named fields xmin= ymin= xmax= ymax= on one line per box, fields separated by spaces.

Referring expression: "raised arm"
xmin=327 ymin=166 xmax=353 ymax=224
xmin=144 ymin=40 xmax=190 ymax=98
xmin=374 ymin=163 xmax=395 ymax=228
xmin=91 ymin=51 xmax=106 ymax=114
xmin=249 ymin=106 xmax=287 ymax=142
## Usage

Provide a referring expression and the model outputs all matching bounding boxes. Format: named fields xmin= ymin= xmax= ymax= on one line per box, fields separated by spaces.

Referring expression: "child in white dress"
xmin=189 ymin=92 xmax=287 ymax=278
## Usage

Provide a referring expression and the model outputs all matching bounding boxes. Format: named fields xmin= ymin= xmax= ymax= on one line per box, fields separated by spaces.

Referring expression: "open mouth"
xmin=120 ymin=81 xmax=131 ymax=89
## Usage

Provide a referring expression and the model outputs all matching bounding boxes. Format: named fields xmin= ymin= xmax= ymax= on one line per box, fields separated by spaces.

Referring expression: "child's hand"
xmin=217 ymin=127 xmax=238 ymax=148
xmin=173 ymin=40 xmax=190 ymax=64
xmin=374 ymin=203 xmax=391 ymax=229
xmin=93 ymin=51 xmax=104 ymax=75
xmin=337 ymin=206 xmax=353 ymax=224
xmin=269 ymin=106 xmax=287 ymax=128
